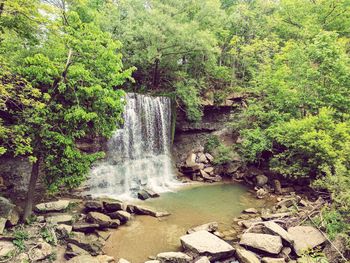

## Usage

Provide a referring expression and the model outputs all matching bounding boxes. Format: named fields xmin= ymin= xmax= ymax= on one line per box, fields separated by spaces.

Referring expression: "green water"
xmin=105 ymin=183 xmax=268 ymax=263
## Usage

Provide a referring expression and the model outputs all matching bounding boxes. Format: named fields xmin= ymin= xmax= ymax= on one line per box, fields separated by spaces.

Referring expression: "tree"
xmin=0 ymin=0 xmax=133 ymax=220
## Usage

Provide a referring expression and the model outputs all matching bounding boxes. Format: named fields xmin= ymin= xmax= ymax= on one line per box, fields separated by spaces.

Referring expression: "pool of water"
xmin=104 ymin=183 xmax=269 ymax=263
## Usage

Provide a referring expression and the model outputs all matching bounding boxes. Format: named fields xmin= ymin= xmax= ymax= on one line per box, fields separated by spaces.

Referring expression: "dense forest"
xmin=0 ymin=0 xmax=349 ymax=262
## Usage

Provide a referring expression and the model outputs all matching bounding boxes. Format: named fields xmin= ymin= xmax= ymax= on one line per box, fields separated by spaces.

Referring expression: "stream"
xmin=104 ymin=182 xmax=270 ymax=263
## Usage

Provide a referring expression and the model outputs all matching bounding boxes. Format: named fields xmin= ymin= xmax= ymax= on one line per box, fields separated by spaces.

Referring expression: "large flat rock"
xmin=263 ymin=221 xmax=293 ymax=244
xmin=287 ymin=226 xmax=326 ymax=255
xmin=240 ymin=233 xmax=283 ymax=254
xmin=235 ymin=245 xmax=260 ymax=263
xmin=35 ymin=200 xmax=70 ymax=212
xmin=180 ymin=230 xmax=235 ymax=261
xmin=156 ymin=252 xmax=192 ymax=263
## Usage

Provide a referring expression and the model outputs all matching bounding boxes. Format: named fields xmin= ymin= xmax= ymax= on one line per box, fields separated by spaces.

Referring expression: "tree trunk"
xmin=22 ymin=157 xmax=41 ymax=222
xmin=152 ymin=58 xmax=160 ymax=88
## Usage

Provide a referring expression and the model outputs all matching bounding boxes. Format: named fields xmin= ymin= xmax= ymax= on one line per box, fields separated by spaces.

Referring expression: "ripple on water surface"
xmin=104 ymin=183 xmax=269 ymax=263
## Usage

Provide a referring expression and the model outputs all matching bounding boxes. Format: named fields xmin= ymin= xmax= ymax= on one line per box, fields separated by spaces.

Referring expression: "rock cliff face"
xmin=172 ymin=105 xmax=237 ymax=167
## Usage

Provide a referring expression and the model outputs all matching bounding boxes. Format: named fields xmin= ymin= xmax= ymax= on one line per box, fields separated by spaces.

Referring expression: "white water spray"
xmin=86 ymin=93 xmax=177 ymax=199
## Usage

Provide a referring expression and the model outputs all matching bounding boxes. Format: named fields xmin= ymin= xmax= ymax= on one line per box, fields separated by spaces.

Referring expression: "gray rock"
xmin=240 ymin=233 xmax=283 ymax=254
xmin=235 ymin=245 xmax=260 ymax=263
xmin=67 ymin=255 xmax=114 ymax=263
xmin=205 ymin=153 xmax=214 ymax=162
xmin=138 ymin=190 xmax=150 ymax=200
xmin=238 ymin=217 xmax=262 ymax=228
xmin=256 ymin=174 xmax=268 ymax=187
xmin=35 ymin=200 xmax=70 ymax=212
xmin=156 ymin=252 xmax=192 ymax=263
xmin=46 ymin=214 xmax=73 ymax=224
xmin=96 ymin=231 xmax=111 ymax=241
xmin=0 ymin=197 xmax=15 ymax=218
xmin=194 ymin=256 xmax=210 ymax=263
xmin=127 ymin=205 xmax=170 ymax=218
xmin=28 ymin=242 xmax=52 ymax=261
xmin=0 ymin=217 xmax=6 ymax=234
xmin=262 ymin=257 xmax=285 ymax=263
xmin=56 ymin=224 xmax=73 ymax=237
xmin=256 ymin=188 xmax=268 ymax=199
xmin=197 ymin=153 xmax=208 ymax=163
xmin=0 ymin=241 xmax=16 ymax=258
xmin=180 ymin=230 xmax=235 ymax=261
xmin=65 ymin=243 xmax=90 ymax=259
xmin=86 ymin=212 xmax=119 ymax=228
xmin=118 ymin=259 xmax=131 ymax=263
xmin=85 ymin=201 xmax=104 ymax=212
xmin=263 ymin=221 xmax=294 ymax=244
xmin=144 ymin=189 xmax=160 ymax=198
xmin=109 ymin=211 xmax=131 ymax=224
xmin=261 ymin=212 xmax=291 ymax=221
xmin=287 ymin=226 xmax=326 ymax=256
xmin=187 ymin=222 xmax=218 ymax=234
xmin=103 ymin=200 xmax=127 ymax=212
xmin=73 ymin=223 xmax=100 ymax=233
xmin=243 ymin=208 xmax=258 ymax=214
xmin=203 ymin=167 xmax=214 ymax=174
xmin=7 ymin=209 xmax=19 ymax=227
xmin=67 ymin=232 xmax=104 ymax=256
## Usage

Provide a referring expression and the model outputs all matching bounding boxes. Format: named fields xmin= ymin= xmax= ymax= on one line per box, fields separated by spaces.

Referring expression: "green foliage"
xmin=41 ymin=227 xmax=56 ymax=245
xmin=205 ymin=135 xmax=234 ymax=165
xmin=0 ymin=0 xmax=133 ymax=195
xmin=176 ymin=79 xmax=203 ymax=122
xmin=314 ymin=207 xmax=349 ymax=240
xmin=268 ymin=108 xmax=350 ymax=179
xmin=205 ymin=135 xmax=221 ymax=153
xmin=13 ymin=230 xmax=29 ymax=251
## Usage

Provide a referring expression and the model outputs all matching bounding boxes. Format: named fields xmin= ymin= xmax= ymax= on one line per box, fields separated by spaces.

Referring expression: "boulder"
xmin=156 ymin=252 xmax=192 ymax=263
xmin=46 ymin=214 xmax=73 ymax=224
xmin=0 ymin=241 xmax=16 ymax=258
xmin=7 ymin=209 xmax=19 ymax=227
xmin=193 ymin=256 xmax=210 ymax=263
xmin=238 ymin=217 xmax=262 ymax=228
xmin=73 ymin=223 xmax=100 ymax=233
xmin=186 ymin=153 xmax=197 ymax=167
xmin=256 ymin=188 xmax=268 ymax=199
xmin=273 ymin=180 xmax=282 ymax=194
xmin=109 ymin=211 xmax=131 ymax=224
xmin=28 ymin=242 xmax=52 ymax=261
xmin=261 ymin=212 xmax=291 ymax=221
xmin=262 ymin=257 xmax=285 ymax=263
xmin=56 ymin=224 xmax=73 ymax=237
xmin=263 ymin=221 xmax=294 ymax=244
xmin=65 ymin=243 xmax=90 ymax=259
xmin=197 ymin=153 xmax=208 ymax=163
xmin=0 ymin=218 xmax=6 ymax=234
xmin=240 ymin=233 xmax=283 ymax=254
xmin=235 ymin=245 xmax=260 ymax=263
xmin=86 ymin=212 xmax=119 ymax=228
xmin=287 ymin=226 xmax=326 ymax=255
xmin=0 ymin=197 xmax=15 ymax=218
xmin=67 ymin=255 xmax=114 ymax=263
xmin=243 ymin=208 xmax=258 ymax=214
xmin=67 ymin=232 xmax=104 ymax=255
xmin=127 ymin=205 xmax=170 ymax=218
xmin=203 ymin=167 xmax=214 ymax=174
xmin=138 ymin=190 xmax=150 ymax=200
xmin=205 ymin=153 xmax=214 ymax=162
xmin=180 ymin=230 xmax=235 ymax=261
xmin=103 ymin=200 xmax=127 ymax=212
xmin=117 ymin=259 xmax=130 ymax=263
xmin=35 ymin=200 xmax=70 ymax=213
xmin=85 ymin=201 xmax=104 ymax=212
xmin=144 ymin=189 xmax=160 ymax=198
xmin=187 ymin=222 xmax=218 ymax=234
xmin=96 ymin=231 xmax=111 ymax=241
xmin=256 ymin=174 xmax=268 ymax=187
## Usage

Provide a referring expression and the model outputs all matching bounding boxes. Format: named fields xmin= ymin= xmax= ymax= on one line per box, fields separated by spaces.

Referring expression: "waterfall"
xmin=86 ymin=93 xmax=177 ymax=199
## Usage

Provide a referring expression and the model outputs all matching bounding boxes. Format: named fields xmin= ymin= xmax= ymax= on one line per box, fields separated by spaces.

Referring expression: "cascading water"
xmin=86 ymin=93 xmax=177 ymax=199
